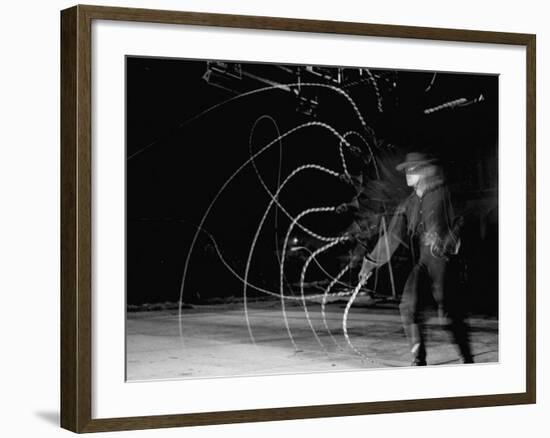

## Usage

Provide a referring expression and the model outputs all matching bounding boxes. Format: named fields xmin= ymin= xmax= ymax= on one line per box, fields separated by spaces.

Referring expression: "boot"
xmin=410 ymin=342 xmax=427 ymax=366
xmin=447 ymin=317 xmax=473 ymax=365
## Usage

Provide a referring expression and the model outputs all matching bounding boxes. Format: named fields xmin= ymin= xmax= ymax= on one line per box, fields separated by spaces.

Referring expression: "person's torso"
xmin=404 ymin=181 xmax=454 ymax=258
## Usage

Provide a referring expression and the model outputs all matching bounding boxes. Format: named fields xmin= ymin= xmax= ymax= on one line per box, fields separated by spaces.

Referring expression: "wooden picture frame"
xmin=61 ymin=4 xmax=536 ymax=433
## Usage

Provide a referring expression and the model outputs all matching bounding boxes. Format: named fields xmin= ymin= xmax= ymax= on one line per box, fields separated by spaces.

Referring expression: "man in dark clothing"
xmin=358 ymin=152 xmax=473 ymax=366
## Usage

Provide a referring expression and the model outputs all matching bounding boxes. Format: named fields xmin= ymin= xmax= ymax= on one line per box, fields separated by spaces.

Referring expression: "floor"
xmin=126 ymin=298 xmax=498 ymax=381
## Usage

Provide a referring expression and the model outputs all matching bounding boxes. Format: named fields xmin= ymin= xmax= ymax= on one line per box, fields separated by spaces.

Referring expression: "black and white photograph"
xmin=1 ymin=0 xmax=545 ymax=434
xmin=125 ymin=56 xmax=499 ymax=381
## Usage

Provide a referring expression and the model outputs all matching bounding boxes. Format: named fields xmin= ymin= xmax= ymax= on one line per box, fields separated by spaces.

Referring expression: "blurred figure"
xmin=358 ymin=152 xmax=473 ymax=366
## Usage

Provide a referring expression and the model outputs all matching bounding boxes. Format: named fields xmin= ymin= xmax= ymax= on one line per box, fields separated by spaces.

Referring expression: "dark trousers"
xmin=399 ymin=250 xmax=473 ymax=364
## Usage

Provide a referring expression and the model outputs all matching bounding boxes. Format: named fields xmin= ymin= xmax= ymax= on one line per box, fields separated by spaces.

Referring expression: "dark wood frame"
xmin=60 ymin=4 xmax=536 ymax=433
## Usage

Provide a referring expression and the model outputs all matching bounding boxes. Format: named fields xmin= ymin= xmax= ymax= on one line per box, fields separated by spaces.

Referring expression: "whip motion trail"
xmin=160 ymin=76 xmax=388 ymax=364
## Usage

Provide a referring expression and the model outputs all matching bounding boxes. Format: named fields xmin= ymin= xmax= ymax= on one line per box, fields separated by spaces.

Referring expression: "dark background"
xmin=126 ymin=56 xmax=498 ymax=314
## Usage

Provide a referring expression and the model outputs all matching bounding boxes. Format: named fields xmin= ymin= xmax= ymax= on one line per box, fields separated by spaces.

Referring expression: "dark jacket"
xmin=365 ymin=176 xmax=460 ymax=265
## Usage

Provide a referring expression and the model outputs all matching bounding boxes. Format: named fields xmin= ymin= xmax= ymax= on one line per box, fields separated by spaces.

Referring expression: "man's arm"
xmin=358 ymin=203 xmax=407 ymax=282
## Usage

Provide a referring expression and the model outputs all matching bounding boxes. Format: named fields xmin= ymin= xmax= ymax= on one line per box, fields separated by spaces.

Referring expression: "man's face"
xmin=405 ymin=164 xmax=436 ymax=187
xmin=405 ymin=170 xmax=421 ymax=187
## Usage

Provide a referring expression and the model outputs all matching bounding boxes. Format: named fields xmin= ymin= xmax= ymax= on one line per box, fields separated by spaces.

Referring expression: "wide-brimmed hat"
xmin=395 ymin=152 xmax=437 ymax=172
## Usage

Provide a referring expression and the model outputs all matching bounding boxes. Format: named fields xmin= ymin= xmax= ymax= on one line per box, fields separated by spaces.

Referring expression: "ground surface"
xmin=126 ymin=298 xmax=498 ymax=381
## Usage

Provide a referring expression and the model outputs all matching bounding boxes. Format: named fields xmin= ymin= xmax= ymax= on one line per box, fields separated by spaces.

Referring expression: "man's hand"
xmin=358 ymin=258 xmax=376 ymax=285
xmin=423 ymin=231 xmax=439 ymax=247
xmin=358 ymin=269 xmax=372 ymax=286
xmin=424 ymin=231 xmax=450 ymax=260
